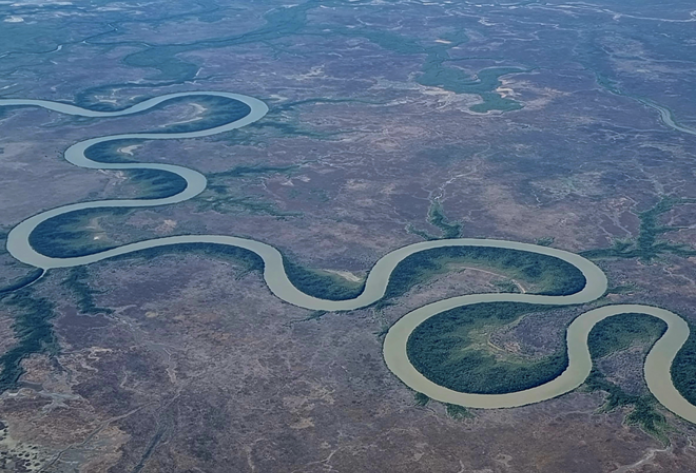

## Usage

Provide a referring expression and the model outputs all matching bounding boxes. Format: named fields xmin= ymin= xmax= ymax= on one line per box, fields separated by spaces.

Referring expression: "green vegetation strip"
xmin=427 ymin=201 xmax=461 ymax=239
xmin=111 ymin=242 xmax=265 ymax=274
xmin=0 ymin=288 xmax=59 ymax=392
xmin=672 ymin=328 xmax=696 ymax=407
xmin=0 ymin=268 xmax=44 ymax=295
xmin=582 ymin=197 xmax=696 ymax=261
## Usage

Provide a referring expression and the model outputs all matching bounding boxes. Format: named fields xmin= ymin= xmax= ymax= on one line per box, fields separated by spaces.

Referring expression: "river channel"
xmin=2 ymin=92 xmax=695 ymax=423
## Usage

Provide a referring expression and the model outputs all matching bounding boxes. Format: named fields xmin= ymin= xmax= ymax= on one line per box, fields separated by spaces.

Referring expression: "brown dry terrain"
xmin=2 ymin=0 xmax=696 ymax=471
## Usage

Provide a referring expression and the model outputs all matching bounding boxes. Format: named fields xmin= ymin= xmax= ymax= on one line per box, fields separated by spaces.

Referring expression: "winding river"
xmin=2 ymin=92 xmax=696 ymax=424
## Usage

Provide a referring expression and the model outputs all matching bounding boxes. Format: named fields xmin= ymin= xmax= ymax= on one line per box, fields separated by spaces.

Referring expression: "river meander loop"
xmin=2 ymin=92 xmax=695 ymax=424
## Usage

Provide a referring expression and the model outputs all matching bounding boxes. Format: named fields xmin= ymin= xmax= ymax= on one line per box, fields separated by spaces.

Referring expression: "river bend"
xmin=2 ymin=92 xmax=695 ymax=423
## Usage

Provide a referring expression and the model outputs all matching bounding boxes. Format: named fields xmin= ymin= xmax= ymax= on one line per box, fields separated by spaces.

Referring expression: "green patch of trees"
xmin=84 ymin=139 xmax=140 ymax=164
xmin=583 ymin=314 xmax=669 ymax=439
xmin=384 ymin=246 xmax=585 ymax=302
xmin=29 ymin=208 xmax=128 ymax=258
xmin=588 ymin=313 xmax=666 ymax=359
xmin=126 ymin=169 xmax=187 ymax=200
xmin=208 ymin=165 xmax=297 ymax=183
xmin=406 ymin=302 xmax=568 ymax=394
xmin=414 ymin=392 xmax=430 ymax=406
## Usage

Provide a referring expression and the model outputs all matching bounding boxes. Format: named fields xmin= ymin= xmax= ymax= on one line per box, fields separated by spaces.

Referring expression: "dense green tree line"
xmin=111 ymin=242 xmax=265 ymax=274
xmin=385 ymin=246 xmax=586 ymax=302
xmin=672 ymin=327 xmax=696 ymax=406
xmin=0 ymin=269 xmax=44 ymax=295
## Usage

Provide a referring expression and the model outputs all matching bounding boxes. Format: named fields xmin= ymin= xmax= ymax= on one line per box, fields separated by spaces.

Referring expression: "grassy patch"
xmin=605 ymin=284 xmax=638 ymax=295
xmin=493 ymin=280 xmax=521 ymax=294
